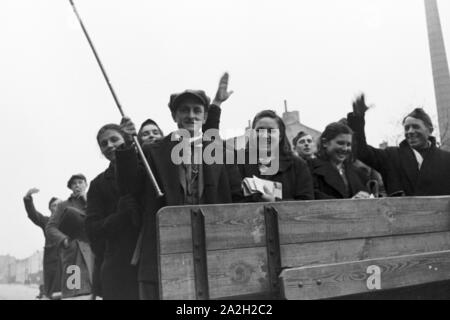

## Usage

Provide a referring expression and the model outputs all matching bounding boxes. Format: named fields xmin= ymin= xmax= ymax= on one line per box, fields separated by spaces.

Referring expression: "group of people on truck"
xmin=23 ymin=73 xmax=450 ymax=299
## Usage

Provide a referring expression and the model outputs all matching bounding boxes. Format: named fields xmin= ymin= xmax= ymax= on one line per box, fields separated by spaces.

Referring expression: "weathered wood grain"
xmin=158 ymin=197 xmax=450 ymax=254
xmin=281 ymin=231 xmax=450 ymax=268
xmin=158 ymin=204 xmax=267 ymax=254
xmin=159 ymin=247 xmax=268 ymax=300
xmin=278 ymin=197 xmax=450 ymax=244
xmin=281 ymin=250 xmax=450 ymax=300
xmin=159 ymin=231 xmax=450 ymax=299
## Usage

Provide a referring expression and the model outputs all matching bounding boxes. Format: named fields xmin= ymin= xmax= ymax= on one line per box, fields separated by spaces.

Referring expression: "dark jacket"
xmin=115 ymin=135 xmax=243 ymax=285
xmin=23 ymin=197 xmax=61 ymax=297
xmin=311 ymin=158 xmax=368 ymax=199
xmin=347 ymin=112 xmax=450 ymax=196
xmin=85 ymin=164 xmax=140 ymax=300
xmin=203 ymin=104 xmax=221 ymax=132
xmin=45 ymin=196 xmax=94 ymax=298
xmin=238 ymin=153 xmax=314 ymax=201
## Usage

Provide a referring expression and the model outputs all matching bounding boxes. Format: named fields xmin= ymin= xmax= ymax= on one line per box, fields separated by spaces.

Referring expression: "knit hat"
xmin=403 ymin=108 xmax=434 ymax=132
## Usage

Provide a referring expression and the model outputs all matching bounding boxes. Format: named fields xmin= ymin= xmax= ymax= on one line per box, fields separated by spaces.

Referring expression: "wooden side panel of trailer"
xmin=157 ymin=196 xmax=450 ymax=299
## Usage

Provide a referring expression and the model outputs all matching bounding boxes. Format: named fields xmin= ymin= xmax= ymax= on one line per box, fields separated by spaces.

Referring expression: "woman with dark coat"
xmin=238 ymin=110 xmax=314 ymax=201
xmin=311 ymin=122 xmax=369 ymax=200
xmin=85 ymin=124 xmax=141 ymax=300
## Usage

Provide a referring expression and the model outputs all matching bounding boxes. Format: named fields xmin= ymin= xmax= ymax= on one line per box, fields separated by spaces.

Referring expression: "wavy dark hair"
xmin=96 ymin=123 xmax=133 ymax=147
xmin=317 ymin=122 xmax=353 ymax=161
xmin=251 ymin=110 xmax=292 ymax=157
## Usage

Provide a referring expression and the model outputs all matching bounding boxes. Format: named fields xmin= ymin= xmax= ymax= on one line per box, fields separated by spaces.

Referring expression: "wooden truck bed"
xmin=156 ymin=196 xmax=450 ymax=299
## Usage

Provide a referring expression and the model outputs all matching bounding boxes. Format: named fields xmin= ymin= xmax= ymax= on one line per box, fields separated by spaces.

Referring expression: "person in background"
xmin=347 ymin=94 xmax=450 ymax=196
xmin=311 ymin=122 xmax=370 ymax=200
xmin=45 ymin=174 xmax=95 ymax=299
xmin=23 ymin=189 xmax=62 ymax=299
xmin=138 ymin=119 xmax=164 ymax=146
xmin=85 ymin=124 xmax=140 ymax=300
xmin=292 ymin=131 xmax=316 ymax=161
xmin=239 ymin=110 xmax=314 ymax=202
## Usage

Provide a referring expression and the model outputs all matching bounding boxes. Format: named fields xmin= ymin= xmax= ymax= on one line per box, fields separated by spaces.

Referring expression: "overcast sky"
xmin=0 ymin=0 xmax=449 ymax=258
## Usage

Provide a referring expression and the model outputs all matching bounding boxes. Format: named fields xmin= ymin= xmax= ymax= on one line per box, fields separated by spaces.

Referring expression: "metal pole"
xmin=68 ymin=0 xmax=163 ymax=197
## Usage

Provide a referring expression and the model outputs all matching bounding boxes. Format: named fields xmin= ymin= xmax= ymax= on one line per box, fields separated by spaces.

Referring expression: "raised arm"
xmin=203 ymin=72 xmax=233 ymax=132
xmin=23 ymin=188 xmax=49 ymax=229
xmin=347 ymin=94 xmax=390 ymax=173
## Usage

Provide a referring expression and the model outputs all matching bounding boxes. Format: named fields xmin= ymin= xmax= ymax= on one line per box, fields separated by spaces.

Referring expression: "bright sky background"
xmin=0 ymin=0 xmax=449 ymax=258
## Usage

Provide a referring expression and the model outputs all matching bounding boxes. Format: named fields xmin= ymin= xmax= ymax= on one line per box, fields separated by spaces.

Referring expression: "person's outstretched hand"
xmin=352 ymin=94 xmax=369 ymax=116
xmin=25 ymin=188 xmax=40 ymax=198
xmin=213 ymin=72 xmax=234 ymax=106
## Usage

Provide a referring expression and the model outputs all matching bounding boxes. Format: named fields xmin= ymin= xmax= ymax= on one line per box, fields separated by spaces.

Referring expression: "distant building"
xmin=0 ymin=251 xmax=43 ymax=285
xmin=0 ymin=255 xmax=16 ymax=283
xmin=282 ymin=109 xmax=321 ymax=147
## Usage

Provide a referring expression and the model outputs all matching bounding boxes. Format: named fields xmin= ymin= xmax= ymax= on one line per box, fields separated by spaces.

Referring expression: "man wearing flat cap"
xmin=117 ymin=75 xmax=242 ymax=300
xmin=347 ymin=94 xmax=450 ymax=197
xmin=46 ymin=173 xmax=95 ymax=299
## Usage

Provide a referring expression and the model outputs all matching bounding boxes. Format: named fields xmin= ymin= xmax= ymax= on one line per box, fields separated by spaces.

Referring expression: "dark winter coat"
xmin=347 ymin=112 xmax=450 ymax=196
xmin=311 ymin=158 xmax=368 ymax=199
xmin=238 ymin=153 xmax=314 ymax=201
xmin=85 ymin=164 xmax=140 ymax=300
xmin=23 ymin=197 xmax=61 ymax=297
xmin=115 ymin=135 xmax=243 ymax=286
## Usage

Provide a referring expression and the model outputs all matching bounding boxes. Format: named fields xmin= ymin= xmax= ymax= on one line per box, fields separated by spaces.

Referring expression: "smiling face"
xmin=295 ymin=134 xmax=315 ymax=158
xmin=98 ymin=129 xmax=125 ymax=162
xmin=403 ymin=117 xmax=431 ymax=150
xmin=254 ymin=117 xmax=280 ymax=155
xmin=139 ymin=124 xmax=163 ymax=145
xmin=172 ymin=97 xmax=207 ymax=135
xmin=323 ymin=133 xmax=352 ymax=165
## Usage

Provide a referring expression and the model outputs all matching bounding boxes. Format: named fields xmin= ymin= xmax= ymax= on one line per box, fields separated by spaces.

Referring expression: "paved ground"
xmin=0 ymin=284 xmax=39 ymax=300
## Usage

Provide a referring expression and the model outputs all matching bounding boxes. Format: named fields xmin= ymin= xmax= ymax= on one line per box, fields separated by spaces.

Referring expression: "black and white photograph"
xmin=1 ymin=0 xmax=450 ymax=303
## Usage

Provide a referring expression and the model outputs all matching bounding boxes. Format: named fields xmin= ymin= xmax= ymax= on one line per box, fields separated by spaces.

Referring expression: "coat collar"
xmin=398 ymin=138 xmax=438 ymax=187
xmin=312 ymin=159 xmax=348 ymax=198
xmin=243 ymin=149 xmax=294 ymax=176
xmin=148 ymin=134 xmax=222 ymax=205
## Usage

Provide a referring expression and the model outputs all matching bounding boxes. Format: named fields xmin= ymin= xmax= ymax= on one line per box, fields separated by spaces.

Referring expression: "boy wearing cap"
xmin=45 ymin=173 xmax=95 ymax=299
xmin=347 ymin=94 xmax=450 ymax=197
xmin=116 ymin=84 xmax=242 ymax=300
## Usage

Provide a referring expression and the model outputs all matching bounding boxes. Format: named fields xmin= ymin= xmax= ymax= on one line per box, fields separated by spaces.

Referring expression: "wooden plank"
xmin=159 ymin=231 xmax=450 ymax=299
xmin=278 ymin=197 xmax=450 ymax=245
xmin=158 ymin=203 xmax=266 ymax=254
xmin=281 ymin=250 xmax=450 ymax=300
xmin=281 ymin=231 xmax=450 ymax=268
xmin=160 ymin=247 xmax=268 ymax=300
xmin=158 ymin=197 xmax=450 ymax=254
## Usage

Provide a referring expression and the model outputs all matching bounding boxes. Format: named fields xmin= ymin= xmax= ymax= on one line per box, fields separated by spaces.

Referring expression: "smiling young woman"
xmin=85 ymin=124 xmax=141 ymax=300
xmin=311 ymin=122 xmax=369 ymax=200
